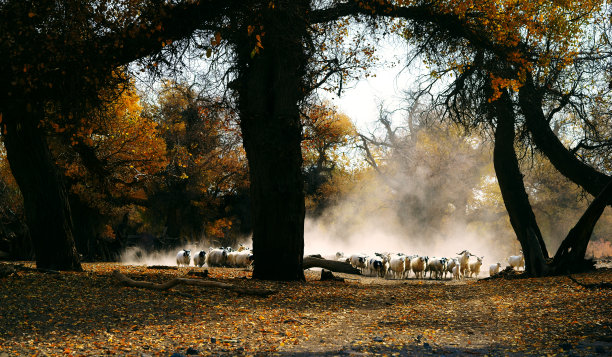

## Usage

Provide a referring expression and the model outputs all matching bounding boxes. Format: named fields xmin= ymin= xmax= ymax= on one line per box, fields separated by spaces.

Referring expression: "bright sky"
xmin=321 ymin=39 xmax=417 ymax=133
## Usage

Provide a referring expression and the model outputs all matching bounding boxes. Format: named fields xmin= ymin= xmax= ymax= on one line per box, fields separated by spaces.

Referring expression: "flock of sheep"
xmin=341 ymin=250 xmax=526 ymax=280
xmin=175 ymin=245 xmax=254 ymax=268
xmin=174 ymin=245 xmax=525 ymax=280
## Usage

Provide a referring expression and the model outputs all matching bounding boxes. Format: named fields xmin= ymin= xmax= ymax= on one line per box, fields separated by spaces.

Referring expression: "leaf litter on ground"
xmin=0 ymin=262 xmax=610 ymax=356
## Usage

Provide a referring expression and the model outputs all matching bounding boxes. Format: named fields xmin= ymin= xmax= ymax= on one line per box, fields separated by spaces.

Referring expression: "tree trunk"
xmin=490 ymin=89 xmax=549 ymax=276
xmin=234 ymin=1 xmax=309 ymax=281
xmin=2 ymin=109 xmax=82 ymax=271
xmin=551 ymin=178 xmax=612 ymax=273
xmin=302 ymin=256 xmax=361 ymax=274
xmin=519 ymin=75 xmax=611 ymax=200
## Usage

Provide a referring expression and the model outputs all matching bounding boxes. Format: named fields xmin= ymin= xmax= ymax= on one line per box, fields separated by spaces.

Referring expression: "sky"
xmin=321 ymin=38 xmax=416 ymax=132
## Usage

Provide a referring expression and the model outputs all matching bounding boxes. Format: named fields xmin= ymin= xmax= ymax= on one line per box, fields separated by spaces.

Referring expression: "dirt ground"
xmin=0 ymin=262 xmax=611 ymax=356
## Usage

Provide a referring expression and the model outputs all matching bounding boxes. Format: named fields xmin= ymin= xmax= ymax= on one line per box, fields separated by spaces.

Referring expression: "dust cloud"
xmin=304 ymin=117 xmax=519 ymax=270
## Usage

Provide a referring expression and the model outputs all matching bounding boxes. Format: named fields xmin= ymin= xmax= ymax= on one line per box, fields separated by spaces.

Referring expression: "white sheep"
xmin=489 ymin=262 xmax=502 ymax=276
xmin=176 ymin=249 xmax=191 ymax=267
xmin=457 ymin=250 xmax=472 ymax=278
xmin=227 ymin=251 xmax=240 ymax=267
xmin=445 ymin=258 xmax=458 ymax=279
xmin=193 ymin=250 xmax=206 ymax=267
xmin=410 ymin=256 xmax=428 ymax=279
xmin=234 ymin=250 xmax=254 ymax=268
xmin=388 ymin=254 xmax=407 ymax=279
xmin=452 ymin=265 xmax=461 ymax=280
xmin=350 ymin=254 xmax=368 ymax=273
xmin=468 ymin=256 xmax=484 ymax=278
xmin=206 ymin=248 xmax=229 ymax=267
xmin=508 ymin=253 xmax=525 ymax=271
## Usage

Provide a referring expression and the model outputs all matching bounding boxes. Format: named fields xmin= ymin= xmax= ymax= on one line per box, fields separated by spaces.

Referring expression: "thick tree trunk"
xmin=2 ymin=109 xmax=82 ymax=271
xmin=234 ymin=1 xmax=309 ymax=281
xmin=491 ymin=90 xmax=549 ymax=276
xmin=519 ymin=75 xmax=611 ymax=200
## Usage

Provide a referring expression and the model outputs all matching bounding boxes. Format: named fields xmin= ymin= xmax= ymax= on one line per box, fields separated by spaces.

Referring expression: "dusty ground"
xmin=0 ymin=262 xmax=611 ymax=356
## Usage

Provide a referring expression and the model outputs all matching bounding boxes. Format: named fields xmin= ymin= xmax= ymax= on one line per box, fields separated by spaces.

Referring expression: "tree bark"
xmin=519 ymin=75 xmax=611 ymax=200
xmin=302 ymin=256 xmax=361 ymax=274
xmin=2 ymin=109 xmax=82 ymax=271
xmin=551 ymin=178 xmax=612 ymax=273
xmin=234 ymin=1 xmax=309 ymax=281
xmin=490 ymin=89 xmax=549 ymax=276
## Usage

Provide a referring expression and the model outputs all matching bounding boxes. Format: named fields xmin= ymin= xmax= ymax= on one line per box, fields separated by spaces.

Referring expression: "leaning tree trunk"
xmin=550 ymin=178 xmax=612 ymax=274
xmin=2 ymin=108 xmax=82 ymax=271
xmin=234 ymin=1 xmax=309 ymax=281
xmin=490 ymin=89 xmax=549 ymax=276
xmin=519 ymin=75 xmax=611 ymax=200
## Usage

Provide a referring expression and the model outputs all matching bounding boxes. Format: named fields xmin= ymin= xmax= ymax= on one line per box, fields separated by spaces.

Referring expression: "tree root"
xmin=567 ymin=275 xmax=612 ymax=289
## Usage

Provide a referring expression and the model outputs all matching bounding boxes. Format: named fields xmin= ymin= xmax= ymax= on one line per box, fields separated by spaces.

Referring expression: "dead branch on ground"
xmin=112 ymin=270 xmax=276 ymax=297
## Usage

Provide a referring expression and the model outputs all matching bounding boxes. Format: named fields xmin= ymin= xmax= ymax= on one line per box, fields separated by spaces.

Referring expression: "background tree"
xmin=142 ymin=81 xmax=249 ymax=247
xmin=0 ymin=0 xmax=235 ymax=270
xmin=302 ymin=102 xmax=357 ymax=215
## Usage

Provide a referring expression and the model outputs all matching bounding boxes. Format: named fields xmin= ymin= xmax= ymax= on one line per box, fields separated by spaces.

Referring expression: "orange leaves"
xmin=488 ymin=73 xmax=522 ymax=102
xmin=0 ymin=264 xmax=611 ymax=355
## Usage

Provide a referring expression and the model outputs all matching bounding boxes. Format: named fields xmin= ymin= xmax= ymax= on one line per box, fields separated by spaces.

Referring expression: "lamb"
xmin=489 ymin=262 xmax=502 ymax=276
xmin=452 ymin=265 xmax=461 ymax=280
xmin=468 ymin=256 xmax=484 ymax=278
xmin=445 ymin=258 xmax=458 ymax=279
xmin=176 ymin=249 xmax=191 ymax=267
xmin=193 ymin=250 xmax=206 ymax=267
xmin=508 ymin=253 xmax=525 ymax=271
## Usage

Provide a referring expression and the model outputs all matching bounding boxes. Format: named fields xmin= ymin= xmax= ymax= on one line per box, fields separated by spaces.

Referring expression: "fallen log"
xmin=147 ymin=265 xmax=178 ymax=270
xmin=112 ymin=270 xmax=276 ymax=297
xmin=302 ymin=257 xmax=361 ymax=275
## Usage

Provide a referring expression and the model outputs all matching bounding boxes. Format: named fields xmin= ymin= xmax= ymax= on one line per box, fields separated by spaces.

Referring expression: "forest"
xmin=1 ymin=1 xmax=612 ymax=355
xmin=0 ymin=1 xmax=611 ymax=276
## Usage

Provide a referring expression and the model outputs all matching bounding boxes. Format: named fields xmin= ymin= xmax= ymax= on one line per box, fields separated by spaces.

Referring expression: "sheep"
xmin=456 ymin=250 xmax=472 ymax=278
xmin=452 ymin=265 xmax=461 ymax=280
xmin=335 ymin=252 xmax=350 ymax=263
xmin=227 ymin=251 xmax=239 ymax=267
xmin=508 ymin=253 xmax=525 ymax=271
xmin=445 ymin=258 xmax=458 ymax=279
xmin=468 ymin=256 xmax=484 ymax=278
xmin=176 ymin=249 xmax=191 ymax=267
xmin=388 ymin=254 xmax=407 ymax=279
xmin=410 ymin=256 xmax=428 ymax=279
xmin=368 ymin=255 xmax=388 ymax=278
xmin=234 ymin=250 xmax=254 ymax=268
xmin=427 ymin=257 xmax=448 ymax=279
xmin=489 ymin=262 xmax=502 ymax=276
xmin=193 ymin=250 xmax=206 ymax=267
xmin=206 ymin=248 xmax=229 ymax=267
xmin=350 ymin=254 xmax=368 ymax=273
